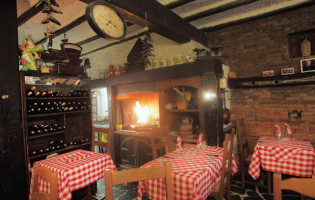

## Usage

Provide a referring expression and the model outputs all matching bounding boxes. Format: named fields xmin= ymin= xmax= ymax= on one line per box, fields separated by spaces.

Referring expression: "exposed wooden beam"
xmin=166 ymin=0 xmax=194 ymax=9
xmin=17 ymin=3 xmax=44 ymax=26
xmin=75 ymin=22 xmax=134 ymax=46
xmin=184 ymin=0 xmax=259 ymax=22
xmin=81 ymin=0 xmax=206 ymax=45
xmin=80 ymin=31 xmax=147 ymax=57
xmin=202 ymin=1 xmax=315 ymax=32
xmin=35 ymin=15 xmax=86 ymax=45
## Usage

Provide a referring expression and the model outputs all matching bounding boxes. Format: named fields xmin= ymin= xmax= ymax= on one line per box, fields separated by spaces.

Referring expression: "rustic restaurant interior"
xmin=1 ymin=0 xmax=315 ymax=199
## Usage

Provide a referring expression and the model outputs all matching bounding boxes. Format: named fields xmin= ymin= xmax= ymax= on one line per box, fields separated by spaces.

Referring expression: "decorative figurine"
xmin=20 ymin=35 xmax=44 ymax=71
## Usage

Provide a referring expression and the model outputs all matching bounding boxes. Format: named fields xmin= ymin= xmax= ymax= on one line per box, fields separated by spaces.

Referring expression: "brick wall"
xmin=206 ymin=5 xmax=315 ymax=148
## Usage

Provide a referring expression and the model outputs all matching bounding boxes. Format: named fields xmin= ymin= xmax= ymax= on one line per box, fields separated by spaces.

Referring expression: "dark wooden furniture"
xmin=209 ymin=131 xmax=234 ymax=200
xmin=273 ymin=172 xmax=315 ymax=200
xmin=104 ymin=162 xmax=174 ymax=200
xmin=157 ymin=76 xmax=204 ymax=145
xmin=20 ymin=71 xmax=92 ymax=192
xmin=233 ymin=119 xmax=271 ymax=193
xmin=31 ymin=164 xmax=58 ymax=200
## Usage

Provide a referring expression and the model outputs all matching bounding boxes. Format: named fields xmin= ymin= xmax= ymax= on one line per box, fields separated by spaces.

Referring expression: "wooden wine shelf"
xmin=26 ymin=96 xmax=90 ymax=100
xmin=27 ymin=110 xmax=91 ymax=117
xmin=28 ymin=131 xmax=65 ymax=139
xmin=29 ymin=142 xmax=91 ymax=159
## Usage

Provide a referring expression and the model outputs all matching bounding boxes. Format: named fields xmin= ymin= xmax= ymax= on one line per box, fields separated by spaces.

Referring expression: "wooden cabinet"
xmin=157 ymin=76 xmax=205 ymax=143
xmin=20 ymin=72 xmax=92 ymax=188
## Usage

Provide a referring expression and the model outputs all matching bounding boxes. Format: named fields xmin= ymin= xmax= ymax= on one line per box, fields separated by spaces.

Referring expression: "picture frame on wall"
xmin=281 ymin=68 xmax=294 ymax=75
xmin=262 ymin=70 xmax=274 ymax=77
xmin=301 ymin=58 xmax=315 ymax=73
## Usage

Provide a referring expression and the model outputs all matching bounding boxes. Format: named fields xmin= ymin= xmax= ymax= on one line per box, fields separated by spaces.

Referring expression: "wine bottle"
xmin=41 ymin=91 xmax=48 ymax=97
xmin=28 ymin=125 xmax=37 ymax=136
xmin=35 ymin=91 xmax=41 ymax=97
xmin=26 ymin=86 xmax=36 ymax=97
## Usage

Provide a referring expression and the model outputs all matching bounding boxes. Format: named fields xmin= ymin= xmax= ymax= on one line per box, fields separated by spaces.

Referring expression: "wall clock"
xmin=85 ymin=1 xmax=127 ymax=40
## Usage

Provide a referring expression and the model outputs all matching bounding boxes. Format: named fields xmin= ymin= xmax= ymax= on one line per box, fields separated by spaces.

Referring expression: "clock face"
xmin=86 ymin=2 xmax=127 ymax=40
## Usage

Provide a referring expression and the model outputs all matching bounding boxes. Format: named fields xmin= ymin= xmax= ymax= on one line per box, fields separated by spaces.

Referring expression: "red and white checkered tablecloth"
xmin=29 ymin=149 xmax=116 ymax=200
xmin=248 ymin=136 xmax=315 ymax=180
xmin=138 ymin=144 xmax=237 ymax=200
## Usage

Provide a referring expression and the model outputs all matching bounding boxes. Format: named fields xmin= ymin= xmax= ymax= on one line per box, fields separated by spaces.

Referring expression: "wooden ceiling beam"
xmin=166 ymin=0 xmax=194 ymax=9
xmin=202 ymin=1 xmax=315 ymax=32
xmin=184 ymin=0 xmax=259 ymax=22
xmin=80 ymin=0 xmax=206 ymax=46
xmin=17 ymin=3 xmax=44 ymax=26
xmin=35 ymin=15 xmax=86 ymax=45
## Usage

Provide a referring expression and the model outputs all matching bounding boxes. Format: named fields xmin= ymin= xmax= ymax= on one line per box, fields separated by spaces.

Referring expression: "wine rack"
xmin=20 ymin=71 xmax=92 ymax=187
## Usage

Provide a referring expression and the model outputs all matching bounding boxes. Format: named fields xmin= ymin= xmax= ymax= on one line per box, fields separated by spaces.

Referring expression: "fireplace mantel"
xmin=229 ymin=72 xmax=315 ymax=89
xmin=91 ymin=58 xmax=222 ymax=88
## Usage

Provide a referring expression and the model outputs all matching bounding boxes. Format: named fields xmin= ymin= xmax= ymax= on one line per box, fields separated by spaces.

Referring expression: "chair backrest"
xmin=104 ymin=162 xmax=174 ymax=200
xmin=273 ymin=173 xmax=315 ymax=199
xmin=217 ymin=131 xmax=235 ymax=199
xmin=150 ymin=129 xmax=172 ymax=159
xmin=92 ymin=126 xmax=111 ymax=154
xmin=31 ymin=164 xmax=58 ymax=200
xmin=233 ymin=119 xmax=250 ymax=162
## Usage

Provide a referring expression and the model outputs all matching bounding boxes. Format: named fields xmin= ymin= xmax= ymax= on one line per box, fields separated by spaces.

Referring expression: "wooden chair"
xmin=209 ymin=130 xmax=234 ymax=200
xmin=273 ymin=172 xmax=315 ymax=200
xmin=150 ymin=129 xmax=172 ymax=159
xmin=46 ymin=153 xmax=58 ymax=159
xmin=91 ymin=126 xmax=111 ymax=200
xmin=104 ymin=162 xmax=174 ymax=200
xmin=233 ymin=119 xmax=271 ymax=193
xmin=31 ymin=164 xmax=58 ymax=200
xmin=92 ymin=126 xmax=111 ymax=155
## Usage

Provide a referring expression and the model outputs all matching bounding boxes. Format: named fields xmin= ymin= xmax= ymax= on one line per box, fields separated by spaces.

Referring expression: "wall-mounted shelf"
xmin=288 ymin=28 xmax=315 ymax=58
xmin=229 ymin=71 xmax=315 ymax=89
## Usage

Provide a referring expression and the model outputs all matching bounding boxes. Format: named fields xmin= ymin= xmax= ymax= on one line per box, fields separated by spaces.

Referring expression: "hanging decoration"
xmin=20 ymin=35 xmax=44 ymax=71
xmin=141 ymin=12 xmax=155 ymax=69
xmin=37 ymin=0 xmax=63 ymax=26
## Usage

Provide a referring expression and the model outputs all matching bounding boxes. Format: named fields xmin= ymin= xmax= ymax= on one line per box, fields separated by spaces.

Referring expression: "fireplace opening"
xmin=116 ymin=92 xmax=159 ymax=130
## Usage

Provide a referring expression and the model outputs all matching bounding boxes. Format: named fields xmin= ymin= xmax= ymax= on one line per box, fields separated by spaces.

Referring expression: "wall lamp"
xmin=203 ymin=91 xmax=216 ymax=100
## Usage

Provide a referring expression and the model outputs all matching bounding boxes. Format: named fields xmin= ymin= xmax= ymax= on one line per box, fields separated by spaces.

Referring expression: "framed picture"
xmin=300 ymin=58 xmax=315 ymax=73
xmin=281 ymin=68 xmax=294 ymax=75
xmin=262 ymin=70 xmax=274 ymax=77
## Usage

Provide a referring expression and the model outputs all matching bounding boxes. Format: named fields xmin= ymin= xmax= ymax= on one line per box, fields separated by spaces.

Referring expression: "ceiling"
xmin=17 ymin=0 xmax=314 ymax=57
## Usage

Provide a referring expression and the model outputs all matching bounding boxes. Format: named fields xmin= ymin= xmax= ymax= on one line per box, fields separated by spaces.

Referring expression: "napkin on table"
xmin=197 ymin=133 xmax=203 ymax=149
xmin=284 ymin=123 xmax=292 ymax=135
xmin=274 ymin=124 xmax=281 ymax=138
xmin=176 ymin=136 xmax=182 ymax=151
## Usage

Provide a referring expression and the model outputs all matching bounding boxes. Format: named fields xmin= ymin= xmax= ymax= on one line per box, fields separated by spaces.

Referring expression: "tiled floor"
xmin=93 ymin=173 xmax=315 ymax=200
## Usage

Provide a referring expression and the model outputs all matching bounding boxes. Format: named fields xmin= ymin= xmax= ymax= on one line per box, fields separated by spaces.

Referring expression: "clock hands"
xmin=105 ymin=19 xmax=118 ymax=29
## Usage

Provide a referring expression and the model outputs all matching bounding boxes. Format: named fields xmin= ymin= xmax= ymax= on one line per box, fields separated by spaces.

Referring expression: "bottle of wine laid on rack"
xmin=26 ymin=86 xmax=36 ymax=97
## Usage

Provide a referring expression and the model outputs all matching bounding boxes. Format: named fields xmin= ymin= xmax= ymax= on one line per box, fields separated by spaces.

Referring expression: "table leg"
xmin=268 ymin=171 xmax=272 ymax=194
xmin=273 ymin=172 xmax=281 ymax=200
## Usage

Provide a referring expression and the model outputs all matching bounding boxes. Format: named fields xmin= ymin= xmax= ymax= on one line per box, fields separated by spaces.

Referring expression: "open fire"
xmin=116 ymin=93 xmax=159 ymax=130
xmin=130 ymin=101 xmax=158 ymax=129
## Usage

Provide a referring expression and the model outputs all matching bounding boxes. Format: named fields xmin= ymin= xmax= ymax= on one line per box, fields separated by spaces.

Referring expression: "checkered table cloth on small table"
xmin=248 ymin=136 xmax=315 ymax=179
xmin=30 ymin=149 xmax=116 ymax=200
xmin=138 ymin=144 xmax=237 ymax=200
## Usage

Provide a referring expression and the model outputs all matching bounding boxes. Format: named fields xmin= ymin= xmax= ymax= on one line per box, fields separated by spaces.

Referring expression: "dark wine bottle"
xmin=28 ymin=125 xmax=37 ymax=136
xmin=35 ymin=91 xmax=41 ymax=97
xmin=26 ymin=86 xmax=36 ymax=97
xmin=41 ymin=91 xmax=48 ymax=97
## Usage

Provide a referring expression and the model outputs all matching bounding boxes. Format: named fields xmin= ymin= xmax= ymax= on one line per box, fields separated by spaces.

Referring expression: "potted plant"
xmin=173 ymin=87 xmax=191 ymax=109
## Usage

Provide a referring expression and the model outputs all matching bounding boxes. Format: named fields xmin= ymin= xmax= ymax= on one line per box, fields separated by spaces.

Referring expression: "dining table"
xmin=248 ymin=136 xmax=315 ymax=180
xmin=29 ymin=149 xmax=116 ymax=200
xmin=137 ymin=144 xmax=238 ymax=200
